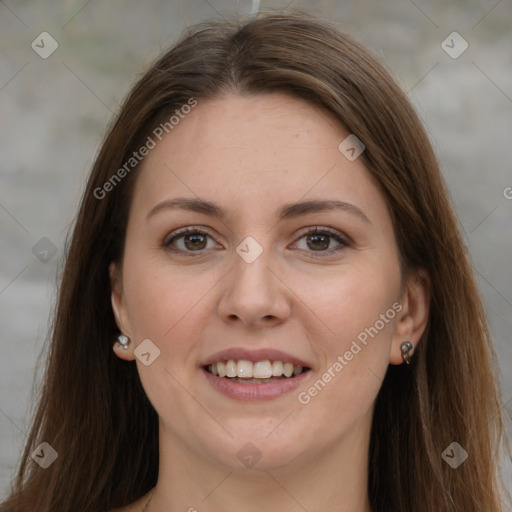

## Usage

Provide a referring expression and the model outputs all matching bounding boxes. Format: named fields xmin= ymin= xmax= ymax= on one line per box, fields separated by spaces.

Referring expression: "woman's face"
xmin=111 ymin=92 xmax=425 ymax=470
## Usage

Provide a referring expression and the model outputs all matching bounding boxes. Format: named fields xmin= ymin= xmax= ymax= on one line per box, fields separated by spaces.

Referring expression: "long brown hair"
xmin=1 ymin=11 xmax=509 ymax=512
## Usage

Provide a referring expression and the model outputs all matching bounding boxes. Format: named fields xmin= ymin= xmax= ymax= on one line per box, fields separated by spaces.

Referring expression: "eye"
xmin=164 ymin=227 xmax=220 ymax=253
xmin=292 ymin=227 xmax=349 ymax=254
xmin=164 ymin=226 xmax=349 ymax=256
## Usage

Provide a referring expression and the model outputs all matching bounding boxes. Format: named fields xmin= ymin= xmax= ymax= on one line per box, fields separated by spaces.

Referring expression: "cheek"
xmin=120 ymin=258 xmax=210 ymax=418
xmin=289 ymin=258 xmax=402 ymax=425
xmin=121 ymin=250 xmax=208 ymax=339
xmin=291 ymin=267 xmax=399 ymax=441
xmin=292 ymin=261 xmax=401 ymax=353
xmin=123 ymin=271 xmax=172 ymax=339
xmin=120 ymin=253 xmax=223 ymax=386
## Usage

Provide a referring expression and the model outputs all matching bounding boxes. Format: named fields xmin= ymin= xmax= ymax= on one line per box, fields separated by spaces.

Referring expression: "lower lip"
xmin=201 ymin=367 xmax=310 ymax=401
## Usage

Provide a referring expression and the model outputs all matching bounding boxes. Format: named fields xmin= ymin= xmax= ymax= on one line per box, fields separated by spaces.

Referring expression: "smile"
xmin=202 ymin=359 xmax=311 ymax=401
xmin=206 ymin=359 xmax=307 ymax=380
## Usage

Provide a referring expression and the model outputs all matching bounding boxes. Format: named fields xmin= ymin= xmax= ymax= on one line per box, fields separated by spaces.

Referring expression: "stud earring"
xmin=117 ymin=334 xmax=130 ymax=350
xmin=401 ymin=341 xmax=414 ymax=365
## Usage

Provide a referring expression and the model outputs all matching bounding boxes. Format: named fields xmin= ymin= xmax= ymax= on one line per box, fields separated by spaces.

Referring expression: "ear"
xmin=389 ymin=268 xmax=430 ymax=365
xmin=109 ymin=262 xmax=135 ymax=361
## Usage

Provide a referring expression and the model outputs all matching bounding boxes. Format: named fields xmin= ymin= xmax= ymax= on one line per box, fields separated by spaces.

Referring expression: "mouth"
xmin=204 ymin=359 xmax=310 ymax=382
xmin=200 ymin=351 xmax=312 ymax=401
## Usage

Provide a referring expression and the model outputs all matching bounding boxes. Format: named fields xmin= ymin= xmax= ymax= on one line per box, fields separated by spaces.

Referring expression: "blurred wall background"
xmin=1 ymin=0 xmax=511 ymax=500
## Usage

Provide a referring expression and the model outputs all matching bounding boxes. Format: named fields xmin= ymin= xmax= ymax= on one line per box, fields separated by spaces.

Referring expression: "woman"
xmin=1 ymin=11 xmax=509 ymax=512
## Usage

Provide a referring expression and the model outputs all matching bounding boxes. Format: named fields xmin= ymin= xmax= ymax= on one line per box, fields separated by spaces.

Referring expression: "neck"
xmin=147 ymin=412 xmax=373 ymax=512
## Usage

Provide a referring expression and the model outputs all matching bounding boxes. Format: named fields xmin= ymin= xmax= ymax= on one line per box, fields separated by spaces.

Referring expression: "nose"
xmin=217 ymin=246 xmax=292 ymax=330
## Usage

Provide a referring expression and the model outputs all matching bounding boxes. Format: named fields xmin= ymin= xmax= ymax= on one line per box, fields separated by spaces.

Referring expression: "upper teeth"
xmin=208 ymin=360 xmax=305 ymax=378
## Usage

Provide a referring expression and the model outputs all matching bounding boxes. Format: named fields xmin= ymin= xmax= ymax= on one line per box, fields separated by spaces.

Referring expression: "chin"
xmin=199 ymin=421 xmax=312 ymax=471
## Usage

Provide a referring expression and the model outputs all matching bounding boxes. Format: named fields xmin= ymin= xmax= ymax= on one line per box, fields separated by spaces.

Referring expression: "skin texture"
xmin=110 ymin=93 xmax=429 ymax=512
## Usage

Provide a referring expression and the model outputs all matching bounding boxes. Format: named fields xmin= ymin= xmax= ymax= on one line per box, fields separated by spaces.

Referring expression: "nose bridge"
xmin=234 ymin=249 xmax=272 ymax=295
xmin=231 ymin=243 xmax=276 ymax=305
xmin=217 ymin=237 xmax=290 ymax=326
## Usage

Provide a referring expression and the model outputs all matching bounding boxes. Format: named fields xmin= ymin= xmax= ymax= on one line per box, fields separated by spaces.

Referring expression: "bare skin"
xmin=110 ymin=92 xmax=429 ymax=512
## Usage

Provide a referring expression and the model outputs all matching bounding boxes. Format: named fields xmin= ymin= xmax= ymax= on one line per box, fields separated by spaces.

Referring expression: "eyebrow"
xmin=146 ymin=197 xmax=371 ymax=224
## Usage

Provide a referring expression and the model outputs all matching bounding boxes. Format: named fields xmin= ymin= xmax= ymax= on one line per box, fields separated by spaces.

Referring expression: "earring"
xmin=117 ymin=334 xmax=130 ymax=350
xmin=401 ymin=341 xmax=414 ymax=365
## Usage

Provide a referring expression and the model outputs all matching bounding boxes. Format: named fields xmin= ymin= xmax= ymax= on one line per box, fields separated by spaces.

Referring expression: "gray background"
xmin=1 ymin=0 xmax=511 ymax=504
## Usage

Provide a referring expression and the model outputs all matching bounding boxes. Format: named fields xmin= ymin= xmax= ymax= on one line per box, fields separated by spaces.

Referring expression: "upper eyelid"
xmin=287 ymin=224 xmax=351 ymax=244
xmin=165 ymin=225 xmax=215 ymax=242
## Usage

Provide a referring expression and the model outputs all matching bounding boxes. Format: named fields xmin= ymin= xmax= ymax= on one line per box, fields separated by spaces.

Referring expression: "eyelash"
xmin=164 ymin=225 xmax=350 ymax=257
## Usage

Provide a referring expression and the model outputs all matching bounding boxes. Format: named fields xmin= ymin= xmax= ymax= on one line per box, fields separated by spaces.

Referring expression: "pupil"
xmin=307 ymin=234 xmax=329 ymax=251
xmin=185 ymin=234 xmax=206 ymax=250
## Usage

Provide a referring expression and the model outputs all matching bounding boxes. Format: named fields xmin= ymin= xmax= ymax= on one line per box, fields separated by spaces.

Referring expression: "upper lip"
xmin=200 ymin=347 xmax=311 ymax=368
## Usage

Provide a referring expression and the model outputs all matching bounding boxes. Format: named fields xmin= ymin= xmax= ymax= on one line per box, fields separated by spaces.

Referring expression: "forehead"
xmin=131 ymin=92 xmax=386 ymax=225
